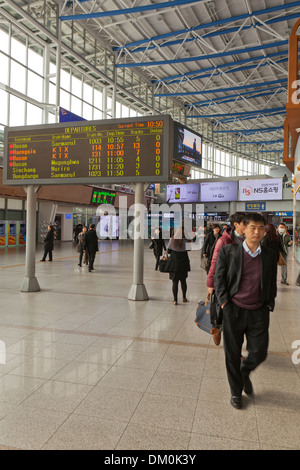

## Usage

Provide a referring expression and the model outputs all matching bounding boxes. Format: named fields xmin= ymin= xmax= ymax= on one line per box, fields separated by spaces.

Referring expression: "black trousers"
xmin=87 ymin=250 xmax=96 ymax=270
xmin=222 ymin=301 xmax=270 ymax=396
xmin=42 ymin=249 xmax=52 ymax=261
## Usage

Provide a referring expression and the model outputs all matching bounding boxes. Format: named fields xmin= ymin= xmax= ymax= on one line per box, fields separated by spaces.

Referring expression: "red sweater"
xmin=207 ymin=229 xmax=235 ymax=288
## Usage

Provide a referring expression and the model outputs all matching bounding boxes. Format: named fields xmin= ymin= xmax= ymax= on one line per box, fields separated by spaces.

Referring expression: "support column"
xmin=20 ymin=185 xmax=40 ymax=292
xmin=128 ymin=182 xmax=149 ymax=301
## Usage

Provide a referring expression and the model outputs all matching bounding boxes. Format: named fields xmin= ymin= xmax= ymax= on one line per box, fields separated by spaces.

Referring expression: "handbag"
xmin=278 ymin=252 xmax=286 ymax=266
xmin=159 ymin=254 xmax=171 ymax=273
xmin=149 ymin=240 xmax=154 ymax=250
xmin=195 ymin=292 xmax=222 ymax=334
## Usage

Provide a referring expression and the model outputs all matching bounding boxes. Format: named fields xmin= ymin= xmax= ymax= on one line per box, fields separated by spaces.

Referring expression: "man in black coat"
xmin=214 ymin=213 xmax=277 ymax=409
xmin=83 ymin=224 xmax=99 ymax=272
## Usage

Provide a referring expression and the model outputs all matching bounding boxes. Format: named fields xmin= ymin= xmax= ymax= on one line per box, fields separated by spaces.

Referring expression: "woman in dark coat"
xmin=41 ymin=225 xmax=55 ymax=261
xmin=151 ymin=227 xmax=166 ymax=270
xmin=167 ymin=226 xmax=191 ymax=305
xmin=261 ymin=223 xmax=283 ymax=262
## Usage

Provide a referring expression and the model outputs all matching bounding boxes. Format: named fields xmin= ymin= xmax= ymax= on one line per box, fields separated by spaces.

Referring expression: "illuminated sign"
xmin=245 ymin=202 xmax=266 ymax=211
xmin=200 ymin=181 xmax=237 ymax=202
xmin=91 ymin=189 xmax=116 ymax=206
xmin=4 ymin=116 xmax=172 ymax=185
xmin=166 ymin=183 xmax=199 ymax=203
xmin=174 ymin=121 xmax=202 ymax=167
xmin=239 ymin=178 xmax=282 ymax=201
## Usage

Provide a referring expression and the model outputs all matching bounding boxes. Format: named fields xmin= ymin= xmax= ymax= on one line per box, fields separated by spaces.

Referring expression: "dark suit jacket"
xmin=83 ymin=229 xmax=98 ymax=252
xmin=214 ymin=242 xmax=277 ymax=311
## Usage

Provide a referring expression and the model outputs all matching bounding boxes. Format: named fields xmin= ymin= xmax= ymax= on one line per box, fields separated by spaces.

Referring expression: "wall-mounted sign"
xmin=240 ymin=178 xmax=282 ymax=201
xmin=200 ymin=181 xmax=238 ymax=202
xmin=245 ymin=202 xmax=266 ymax=211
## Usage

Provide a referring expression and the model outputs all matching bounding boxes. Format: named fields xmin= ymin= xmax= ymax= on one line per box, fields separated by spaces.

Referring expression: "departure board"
xmin=3 ymin=115 xmax=172 ymax=185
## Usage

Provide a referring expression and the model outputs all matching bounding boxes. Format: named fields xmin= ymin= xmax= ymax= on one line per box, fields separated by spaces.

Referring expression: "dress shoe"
xmin=173 ymin=300 xmax=177 ymax=305
xmin=281 ymin=281 xmax=289 ymax=285
xmin=182 ymin=298 xmax=188 ymax=303
xmin=242 ymin=373 xmax=253 ymax=395
xmin=296 ymin=282 xmax=300 ymax=287
xmin=230 ymin=396 xmax=242 ymax=409
xmin=211 ymin=327 xmax=221 ymax=346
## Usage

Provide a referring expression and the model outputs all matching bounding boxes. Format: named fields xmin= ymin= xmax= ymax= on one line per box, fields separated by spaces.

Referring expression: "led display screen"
xmin=174 ymin=121 xmax=202 ymax=167
xmin=91 ymin=189 xmax=116 ymax=206
xmin=4 ymin=115 xmax=172 ymax=185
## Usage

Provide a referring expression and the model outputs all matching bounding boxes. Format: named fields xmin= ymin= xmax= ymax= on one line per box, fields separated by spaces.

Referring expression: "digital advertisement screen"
xmin=200 ymin=181 xmax=238 ymax=202
xmin=174 ymin=121 xmax=202 ymax=167
xmin=239 ymin=178 xmax=282 ymax=201
xmin=99 ymin=215 xmax=119 ymax=239
xmin=91 ymin=189 xmax=116 ymax=206
xmin=166 ymin=183 xmax=199 ymax=203
xmin=4 ymin=115 xmax=172 ymax=185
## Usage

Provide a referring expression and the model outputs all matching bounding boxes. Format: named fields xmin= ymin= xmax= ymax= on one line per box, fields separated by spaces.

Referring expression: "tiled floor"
xmin=0 ymin=240 xmax=299 ymax=450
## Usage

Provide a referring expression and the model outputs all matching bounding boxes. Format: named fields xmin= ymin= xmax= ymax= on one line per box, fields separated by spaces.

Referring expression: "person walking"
xmin=77 ymin=225 xmax=88 ymax=267
xmin=83 ymin=224 xmax=99 ymax=272
xmin=206 ymin=212 xmax=245 ymax=345
xmin=151 ymin=227 xmax=167 ymax=270
xmin=277 ymin=223 xmax=293 ymax=285
xmin=214 ymin=213 xmax=277 ymax=409
xmin=202 ymin=223 xmax=222 ymax=274
xmin=261 ymin=223 xmax=283 ymax=262
xmin=167 ymin=226 xmax=191 ymax=305
xmin=40 ymin=225 xmax=55 ymax=262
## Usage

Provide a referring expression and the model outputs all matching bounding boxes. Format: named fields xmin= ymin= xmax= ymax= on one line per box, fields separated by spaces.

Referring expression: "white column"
xmin=128 ymin=182 xmax=149 ymax=301
xmin=20 ymin=185 xmax=40 ymax=292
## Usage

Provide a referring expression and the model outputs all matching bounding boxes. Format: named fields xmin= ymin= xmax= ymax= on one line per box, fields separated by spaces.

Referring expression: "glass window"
xmin=93 ymin=108 xmax=103 ymax=120
xmin=9 ymin=95 xmax=25 ymax=126
xmin=94 ymin=88 xmax=103 ymax=109
xmin=10 ymin=60 xmax=26 ymax=94
xmin=72 ymin=74 xmax=82 ymax=98
xmin=83 ymin=102 xmax=93 ymax=120
xmin=27 ymin=71 xmax=43 ymax=102
xmin=0 ymin=29 xmax=9 ymax=54
xmin=28 ymin=45 xmax=43 ymax=74
xmin=11 ymin=35 xmax=26 ymax=64
xmin=83 ymin=82 xmax=93 ymax=104
xmin=0 ymin=90 xmax=8 ymax=125
xmin=60 ymin=89 xmax=71 ymax=110
xmin=26 ymin=103 xmax=42 ymax=125
xmin=71 ymin=95 xmax=82 ymax=116
xmin=0 ymin=53 xmax=9 ymax=85
xmin=61 ymin=69 xmax=71 ymax=92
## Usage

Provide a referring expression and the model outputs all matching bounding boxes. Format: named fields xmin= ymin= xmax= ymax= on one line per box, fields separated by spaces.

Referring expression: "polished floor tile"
xmin=0 ymin=241 xmax=299 ymax=450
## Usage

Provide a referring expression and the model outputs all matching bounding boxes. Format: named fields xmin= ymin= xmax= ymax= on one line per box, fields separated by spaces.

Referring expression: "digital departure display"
xmin=3 ymin=116 xmax=172 ymax=185
xmin=91 ymin=189 xmax=116 ymax=206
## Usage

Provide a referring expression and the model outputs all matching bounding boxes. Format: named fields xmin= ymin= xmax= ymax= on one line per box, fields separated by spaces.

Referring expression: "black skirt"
xmin=169 ymin=271 xmax=188 ymax=281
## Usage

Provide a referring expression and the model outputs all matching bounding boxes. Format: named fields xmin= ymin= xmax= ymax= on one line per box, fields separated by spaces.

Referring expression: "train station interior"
xmin=0 ymin=0 xmax=300 ymax=452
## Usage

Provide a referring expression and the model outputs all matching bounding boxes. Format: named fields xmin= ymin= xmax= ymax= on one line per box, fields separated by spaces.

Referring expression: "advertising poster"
xmin=8 ymin=221 xmax=17 ymax=245
xmin=200 ymin=181 xmax=237 ymax=202
xmin=166 ymin=183 xmax=199 ymax=203
xmin=99 ymin=215 xmax=119 ymax=239
xmin=239 ymin=178 xmax=282 ymax=201
xmin=19 ymin=222 xmax=26 ymax=245
xmin=0 ymin=221 xmax=6 ymax=246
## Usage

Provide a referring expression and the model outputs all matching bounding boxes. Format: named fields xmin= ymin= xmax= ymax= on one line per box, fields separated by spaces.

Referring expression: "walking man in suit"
xmin=214 ymin=213 xmax=277 ymax=409
xmin=83 ymin=224 xmax=99 ymax=272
